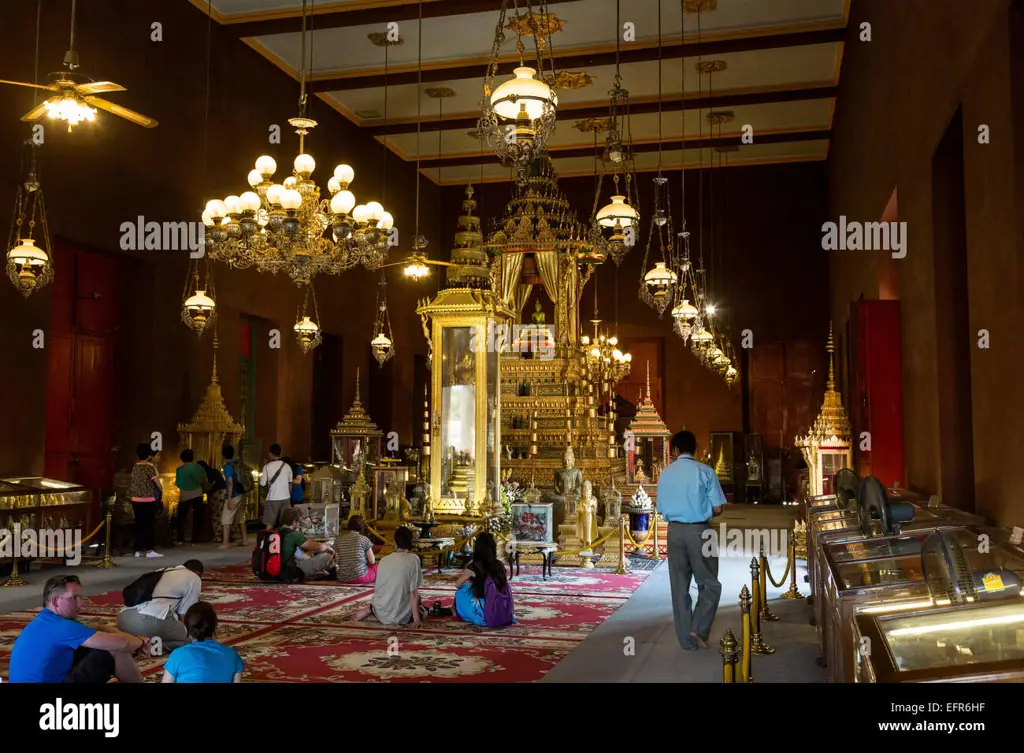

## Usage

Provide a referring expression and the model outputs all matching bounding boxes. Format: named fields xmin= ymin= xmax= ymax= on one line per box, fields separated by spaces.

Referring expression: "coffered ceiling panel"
xmin=185 ymin=0 xmax=849 ymax=182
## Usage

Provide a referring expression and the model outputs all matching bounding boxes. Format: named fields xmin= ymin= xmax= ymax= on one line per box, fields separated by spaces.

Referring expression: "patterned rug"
xmin=0 ymin=561 xmax=657 ymax=683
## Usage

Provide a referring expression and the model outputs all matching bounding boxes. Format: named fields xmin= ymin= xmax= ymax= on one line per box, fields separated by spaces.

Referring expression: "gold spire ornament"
xmin=795 ymin=323 xmax=853 ymax=496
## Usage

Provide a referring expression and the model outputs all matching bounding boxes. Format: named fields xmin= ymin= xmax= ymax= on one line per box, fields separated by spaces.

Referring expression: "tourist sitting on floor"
xmin=161 ymin=602 xmax=243 ymax=683
xmin=335 ymin=515 xmax=377 ymax=584
xmin=452 ymin=532 xmax=516 ymax=628
xmin=277 ymin=507 xmax=336 ymax=580
xmin=353 ymin=525 xmax=426 ymax=626
xmin=117 ymin=560 xmax=204 ymax=651
xmin=8 ymin=574 xmax=150 ymax=683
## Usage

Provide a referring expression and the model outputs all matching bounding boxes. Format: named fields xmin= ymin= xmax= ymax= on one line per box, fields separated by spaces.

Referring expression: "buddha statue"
xmin=634 ymin=457 xmax=648 ymax=482
xmin=652 ymin=457 xmax=663 ymax=482
xmin=531 ymin=299 xmax=546 ymax=325
xmin=576 ymin=480 xmax=598 ymax=549
xmin=549 ymin=445 xmax=583 ymax=514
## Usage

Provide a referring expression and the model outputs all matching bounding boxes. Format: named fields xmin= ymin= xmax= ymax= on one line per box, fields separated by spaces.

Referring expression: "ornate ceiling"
xmin=186 ymin=0 xmax=849 ymax=184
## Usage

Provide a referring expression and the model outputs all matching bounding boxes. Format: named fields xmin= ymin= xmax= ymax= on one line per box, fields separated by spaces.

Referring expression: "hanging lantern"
xmin=371 ymin=274 xmax=395 ymax=366
xmin=293 ymin=284 xmax=322 ymax=354
xmin=7 ymin=142 xmax=53 ymax=297
xmin=371 ymin=331 xmax=394 ymax=366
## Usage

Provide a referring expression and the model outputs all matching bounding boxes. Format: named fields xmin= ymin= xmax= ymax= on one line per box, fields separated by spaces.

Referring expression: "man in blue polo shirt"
xmin=8 ymin=574 xmax=150 ymax=683
xmin=655 ymin=430 xmax=727 ymax=651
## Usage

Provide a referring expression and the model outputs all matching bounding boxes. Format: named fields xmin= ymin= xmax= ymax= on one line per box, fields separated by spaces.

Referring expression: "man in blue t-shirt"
xmin=8 ymin=574 xmax=151 ymax=683
xmin=219 ymin=444 xmax=250 ymax=549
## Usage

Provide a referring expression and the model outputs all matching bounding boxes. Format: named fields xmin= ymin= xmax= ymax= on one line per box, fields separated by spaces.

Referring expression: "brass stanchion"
xmin=750 ymin=557 xmax=774 ymax=655
xmin=781 ymin=529 xmax=803 ymax=599
xmin=96 ymin=512 xmax=116 ymax=569
xmin=2 ymin=554 xmax=27 ymax=587
xmin=649 ymin=514 xmax=662 ymax=561
xmin=739 ymin=585 xmax=752 ymax=683
xmin=720 ymin=629 xmax=738 ymax=683
xmin=759 ymin=542 xmax=779 ymax=621
xmin=614 ymin=515 xmax=631 ymax=575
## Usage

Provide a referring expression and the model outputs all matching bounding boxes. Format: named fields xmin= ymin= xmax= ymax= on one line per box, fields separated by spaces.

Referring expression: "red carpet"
xmin=0 ymin=561 xmax=654 ymax=682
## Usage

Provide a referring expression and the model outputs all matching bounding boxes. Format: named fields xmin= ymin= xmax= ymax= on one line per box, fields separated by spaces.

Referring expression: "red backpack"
xmin=252 ymin=529 xmax=281 ymax=580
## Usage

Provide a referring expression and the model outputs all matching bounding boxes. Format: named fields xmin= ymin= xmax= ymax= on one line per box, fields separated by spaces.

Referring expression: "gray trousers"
xmin=117 ymin=608 xmax=189 ymax=651
xmin=667 ymin=522 xmax=722 ymax=650
xmin=297 ymin=552 xmax=334 ymax=577
xmin=263 ymin=498 xmax=290 ymax=528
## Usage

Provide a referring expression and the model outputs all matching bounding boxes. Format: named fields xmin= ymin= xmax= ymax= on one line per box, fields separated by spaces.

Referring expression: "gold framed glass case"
xmin=854 ymin=599 xmax=1024 ymax=682
xmin=418 ymin=288 xmax=512 ymax=515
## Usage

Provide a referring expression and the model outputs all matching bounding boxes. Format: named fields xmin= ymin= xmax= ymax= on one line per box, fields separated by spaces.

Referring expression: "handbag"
xmin=151 ymin=478 xmax=164 ymax=514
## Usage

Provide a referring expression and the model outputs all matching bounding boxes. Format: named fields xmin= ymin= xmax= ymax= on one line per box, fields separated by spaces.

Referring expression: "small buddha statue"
xmin=634 ymin=457 xmax=648 ymax=482
xmin=652 ymin=457 xmax=663 ymax=482
xmin=576 ymin=480 xmax=598 ymax=549
xmin=531 ymin=299 xmax=546 ymax=325
xmin=548 ymin=445 xmax=583 ymax=513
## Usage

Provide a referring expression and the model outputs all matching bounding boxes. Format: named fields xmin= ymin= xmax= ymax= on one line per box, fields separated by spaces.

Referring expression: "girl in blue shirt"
xmin=162 ymin=602 xmax=243 ymax=683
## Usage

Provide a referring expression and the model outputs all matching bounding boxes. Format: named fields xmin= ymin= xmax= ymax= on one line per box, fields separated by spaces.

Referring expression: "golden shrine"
xmin=795 ymin=323 xmax=853 ymax=497
xmin=175 ymin=327 xmax=247 ymax=524
xmin=485 ymin=157 xmax=630 ymax=525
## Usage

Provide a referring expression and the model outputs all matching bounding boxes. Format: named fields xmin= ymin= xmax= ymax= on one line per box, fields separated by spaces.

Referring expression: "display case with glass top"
xmin=1 ymin=477 xmax=93 ymax=532
xmin=823 ymin=526 xmax=1024 ymax=682
xmin=854 ymin=599 xmax=1024 ymax=682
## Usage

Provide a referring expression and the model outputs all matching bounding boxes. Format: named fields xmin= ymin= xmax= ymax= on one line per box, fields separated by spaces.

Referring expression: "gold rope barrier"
xmin=3 ymin=513 xmax=114 ymax=587
xmin=739 ymin=585 xmax=752 ymax=682
xmin=720 ymin=628 xmax=738 ymax=682
xmin=749 ymin=557 xmax=774 ymax=654
xmin=623 ymin=521 xmax=655 ymax=549
xmin=758 ymin=543 xmax=780 ymax=622
xmin=613 ymin=515 xmax=630 ymax=575
xmin=780 ymin=531 xmax=803 ymax=599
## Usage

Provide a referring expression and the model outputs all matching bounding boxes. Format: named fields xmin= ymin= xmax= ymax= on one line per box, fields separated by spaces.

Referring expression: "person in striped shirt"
xmin=335 ymin=515 xmax=377 ymax=584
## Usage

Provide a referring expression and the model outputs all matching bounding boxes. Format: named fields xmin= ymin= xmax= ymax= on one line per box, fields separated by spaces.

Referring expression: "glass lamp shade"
xmin=623 ymin=353 xmax=632 ymax=362
xmin=280 ymin=190 xmax=302 ymax=210
xmin=266 ymin=184 xmax=285 ymax=206
xmin=184 ymin=289 xmax=216 ymax=314
xmin=328 ymin=177 xmax=341 ymax=194
xmin=379 ymin=211 xmax=394 ymax=230
xmin=224 ymin=196 xmax=242 ymax=215
xmin=247 ymin=169 xmax=263 ymax=187
xmin=294 ymin=316 xmax=319 ymax=335
xmin=352 ymin=205 xmax=370 ymax=224
xmin=334 ymin=164 xmax=355 ymax=186
xmin=294 ymin=153 xmax=315 ymax=177
xmin=672 ymin=298 xmax=700 ymax=321
xmin=491 ymin=67 xmax=557 ymax=121
xmin=206 ymin=199 xmax=227 ymax=219
xmin=643 ymin=261 xmax=677 ymax=288
xmin=283 ymin=176 xmax=298 ymax=189
xmin=690 ymin=327 xmax=713 ymax=342
xmin=581 ymin=335 xmax=591 ymax=345
xmin=365 ymin=202 xmax=384 ymax=222
xmin=371 ymin=332 xmax=393 ymax=365
xmin=8 ymin=238 xmax=48 ymax=266
xmin=330 ymin=190 xmax=356 ymax=215
xmin=239 ymin=191 xmax=261 ymax=212
xmin=596 ymin=195 xmax=638 ymax=228
xmin=708 ymin=345 xmax=724 ymax=360
xmin=255 ymin=155 xmax=277 ymax=177
xmin=201 ymin=209 xmax=214 ymax=227
xmin=403 ymin=255 xmax=430 ymax=279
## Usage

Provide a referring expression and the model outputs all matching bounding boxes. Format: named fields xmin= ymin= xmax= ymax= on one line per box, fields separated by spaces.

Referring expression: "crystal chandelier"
xmin=370 ymin=274 xmax=394 ymax=366
xmin=477 ymin=1 xmax=559 ymax=184
xmin=200 ymin=0 xmax=394 ymax=286
xmin=6 ymin=140 xmax=53 ymax=297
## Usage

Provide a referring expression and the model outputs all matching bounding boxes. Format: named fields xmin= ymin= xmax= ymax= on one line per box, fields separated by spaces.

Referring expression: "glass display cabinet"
xmin=417 ymin=287 xmax=512 ymax=516
xmin=0 ymin=477 xmax=94 ymax=564
xmin=822 ymin=526 xmax=1024 ymax=682
xmin=330 ymin=369 xmax=384 ymax=484
xmin=854 ymin=599 xmax=1024 ymax=682
xmin=309 ymin=464 xmax=346 ymax=510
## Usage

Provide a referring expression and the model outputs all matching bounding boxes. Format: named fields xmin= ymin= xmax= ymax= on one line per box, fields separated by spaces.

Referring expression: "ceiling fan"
xmin=0 ymin=0 xmax=157 ymax=132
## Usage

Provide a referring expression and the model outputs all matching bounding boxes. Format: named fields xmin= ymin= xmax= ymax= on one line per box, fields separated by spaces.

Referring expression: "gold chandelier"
xmin=6 ymin=140 xmax=53 ymax=297
xmin=477 ymin=1 xmax=559 ymax=184
xmin=200 ymin=0 xmax=394 ymax=286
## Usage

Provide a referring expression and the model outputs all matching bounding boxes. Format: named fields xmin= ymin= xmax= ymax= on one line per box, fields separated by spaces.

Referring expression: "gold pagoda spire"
xmin=797 ymin=321 xmax=851 ymax=445
xmin=646 ymin=360 xmax=652 ymax=400
xmin=177 ymin=323 xmax=244 ymax=467
xmin=826 ymin=321 xmax=836 ymax=392
xmin=331 ymin=367 xmax=383 ymax=439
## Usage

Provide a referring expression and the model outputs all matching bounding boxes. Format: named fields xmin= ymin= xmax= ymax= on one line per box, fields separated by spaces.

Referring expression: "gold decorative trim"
xmin=425 ymin=87 xmax=457 ymax=98
xmin=684 ymin=0 xmax=718 ymax=12
xmin=367 ymin=32 xmax=404 ymax=46
xmin=573 ymin=117 xmax=612 ymax=133
xmin=505 ymin=11 xmax=566 ymax=38
xmin=544 ymin=71 xmax=594 ymax=89
xmin=696 ymin=60 xmax=727 ymax=74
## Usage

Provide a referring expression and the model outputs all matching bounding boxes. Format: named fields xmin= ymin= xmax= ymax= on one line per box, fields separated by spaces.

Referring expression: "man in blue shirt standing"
xmin=655 ymin=430 xmax=727 ymax=651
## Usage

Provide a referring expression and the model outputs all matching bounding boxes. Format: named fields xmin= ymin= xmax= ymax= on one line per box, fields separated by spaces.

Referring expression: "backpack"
xmin=230 ymin=460 xmax=254 ymax=495
xmin=483 ymin=575 xmax=515 ymax=628
xmin=252 ymin=529 xmax=282 ymax=580
xmin=287 ymin=460 xmax=305 ymax=504
xmin=251 ymin=529 xmax=303 ymax=582
xmin=123 ymin=567 xmax=172 ymax=607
